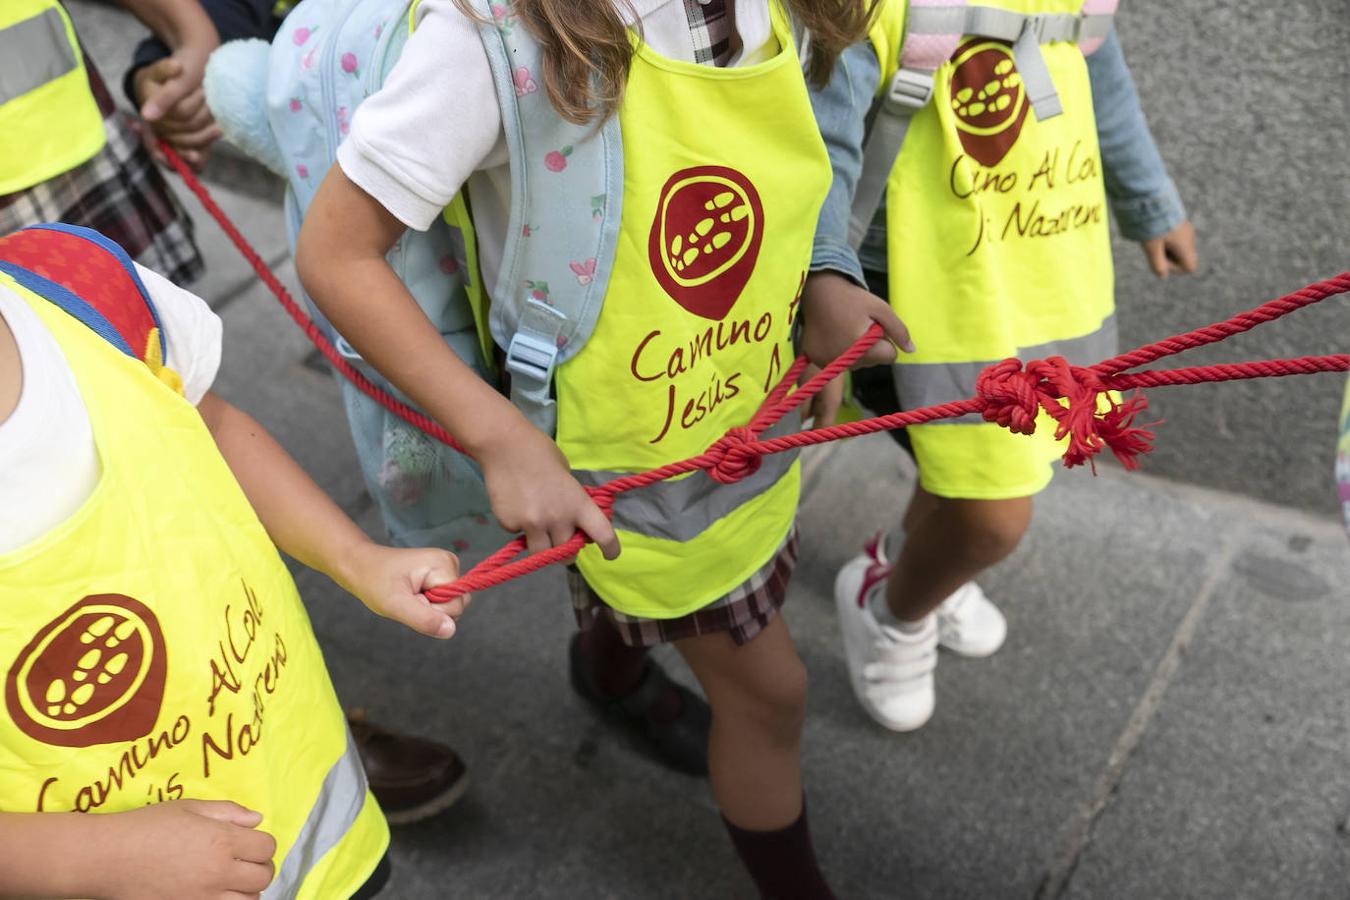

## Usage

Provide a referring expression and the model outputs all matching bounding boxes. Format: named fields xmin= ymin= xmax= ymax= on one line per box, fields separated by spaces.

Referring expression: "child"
xmin=809 ymin=4 xmax=1198 ymax=731
xmin=295 ymin=0 xmax=904 ymax=894
xmin=0 ymin=223 xmax=468 ymax=898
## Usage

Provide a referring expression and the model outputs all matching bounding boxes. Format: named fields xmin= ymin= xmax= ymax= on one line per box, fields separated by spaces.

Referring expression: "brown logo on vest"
xmin=648 ymin=166 xmax=764 ymax=321
xmin=6 ymin=594 xmax=167 ymax=748
xmin=949 ymin=39 xmax=1030 ymax=167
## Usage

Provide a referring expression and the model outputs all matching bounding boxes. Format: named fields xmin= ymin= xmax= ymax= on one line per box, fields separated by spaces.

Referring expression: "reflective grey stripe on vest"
xmin=904 ymin=6 xmax=1084 ymax=43
xmin=263 ymin=730 xmax=370 ymax=900
xmin=0 ymin=9 xmax=78 ymax=107
xmin=573 ymin=416 xmax=800 ymax=543
xmin=891 ymin=315 xmax=1118 ymax=425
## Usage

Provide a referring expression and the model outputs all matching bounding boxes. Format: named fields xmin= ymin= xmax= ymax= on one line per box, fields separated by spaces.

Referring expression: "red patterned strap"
xmin=0 ymin=224 xmax=182 ymax=393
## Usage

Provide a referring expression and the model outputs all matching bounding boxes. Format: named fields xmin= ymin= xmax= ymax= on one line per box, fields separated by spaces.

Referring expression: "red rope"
xmin=162 ymin=143 xmax=1350 ymax=601
xmin=160 ymin=146 xmax=466 ymax=454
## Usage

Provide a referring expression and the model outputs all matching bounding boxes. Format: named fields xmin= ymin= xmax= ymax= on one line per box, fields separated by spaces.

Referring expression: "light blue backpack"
xmin=206 ymin=0 xmax=628 ymax=555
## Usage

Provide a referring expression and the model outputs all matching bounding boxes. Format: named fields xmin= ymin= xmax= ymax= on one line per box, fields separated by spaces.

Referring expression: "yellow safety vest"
xmin=877 ymin=0 xmax=1115 ymax=499
xmin=0 ymin=1 xmax=106 ymax=195
xmin=0 ymin=276 xmax=387 ymax=897
xmin=554 ymin=0 xmax=830 ymax=617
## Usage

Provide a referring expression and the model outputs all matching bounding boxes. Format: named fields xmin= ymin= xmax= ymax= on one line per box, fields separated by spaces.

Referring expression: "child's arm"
xmin=1088 ymin=29 xmax=1198 ymax=279
xmin=296 ymin=166 xmax=620 ymax=560
xmin=197 ymin=392 xmax=470 ymax=637
xmin=0 ymin=801 xmax=274 ymax=899
xmin=116 ymin=0 xmax=222 ymax=168
xmin=801 ymin=40 xmax=914 ymax=424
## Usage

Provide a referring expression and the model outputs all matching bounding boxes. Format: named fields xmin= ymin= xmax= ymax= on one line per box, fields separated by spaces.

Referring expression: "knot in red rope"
xmin=975 ymin=358 xmax=1044 ymax=435
xmin=975 ymin=356 xmax=1156 ymax=472
xmin=704 ymin=427 xmax=763 ymax=485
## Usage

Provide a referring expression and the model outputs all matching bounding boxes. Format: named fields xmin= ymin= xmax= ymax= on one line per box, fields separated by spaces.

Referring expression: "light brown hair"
xmin=456 ymin=0 xmax=877 ymax=125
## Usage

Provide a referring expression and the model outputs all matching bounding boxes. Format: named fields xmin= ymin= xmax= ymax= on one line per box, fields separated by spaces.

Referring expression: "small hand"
xmin=1141 ymin=219 xmax=1198 ymax=279
xmin=106 ymin=800 xmax=276 ymax=900
xmin=337 ymin=542 xmax=468 ymax=638
xmin=132 ymin=53 xmax=222 ymax=170
xmin=800 ymin=271 xmax=914 ymax=371
xmin=478 ymin=421 xmax=620 ymax=560
xmin=802 ymin=364 xmax=847 ymax=428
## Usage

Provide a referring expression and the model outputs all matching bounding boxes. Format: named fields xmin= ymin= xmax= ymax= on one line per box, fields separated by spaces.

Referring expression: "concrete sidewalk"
xmin=59 ymin=5 xmax=1350 ymax=896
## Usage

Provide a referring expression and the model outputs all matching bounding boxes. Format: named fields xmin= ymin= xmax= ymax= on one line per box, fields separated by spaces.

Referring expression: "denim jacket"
xmin=810 ymin=29 xmax=1188 ymax=283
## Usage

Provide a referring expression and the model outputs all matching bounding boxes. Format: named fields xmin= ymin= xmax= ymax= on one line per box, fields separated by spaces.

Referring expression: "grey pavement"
xmin=59 ymin=3 xmax=1350 ymax=898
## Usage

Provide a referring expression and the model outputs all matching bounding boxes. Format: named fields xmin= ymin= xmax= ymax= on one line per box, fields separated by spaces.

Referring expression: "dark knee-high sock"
xmin=577 ymin=618 xmax=683 ymax=722
xmin=722 ymin=804 xmax=835 ymax=900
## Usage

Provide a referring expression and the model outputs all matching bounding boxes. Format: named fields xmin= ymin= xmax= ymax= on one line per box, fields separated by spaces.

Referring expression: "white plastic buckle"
xmin=504 ymin=331 xmax=558 ymax=385
xmin=885 ymin=68 xmax=935 ymax=114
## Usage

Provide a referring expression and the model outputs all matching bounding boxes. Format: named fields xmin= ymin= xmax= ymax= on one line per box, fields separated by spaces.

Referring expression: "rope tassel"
xmin=977 ymin=356 xmax=1159 ymax=472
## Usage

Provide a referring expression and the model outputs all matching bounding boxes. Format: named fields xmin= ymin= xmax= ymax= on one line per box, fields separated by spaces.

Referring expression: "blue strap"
xmin=26 ymin=223 xmax=167 ymax=361
xmin=0 ymin=260 xmax=136 ymax=358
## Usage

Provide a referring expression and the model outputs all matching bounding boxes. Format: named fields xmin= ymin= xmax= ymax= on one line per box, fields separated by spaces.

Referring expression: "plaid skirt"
xmin=0 ymin=59 xmax=203 ymax=285
xmin=569 ymin=526 xmax=798 ymax=648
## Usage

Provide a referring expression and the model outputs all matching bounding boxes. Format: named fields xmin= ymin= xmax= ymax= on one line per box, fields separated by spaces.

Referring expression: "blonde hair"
xmin=457 ymin=0 xmax=877 ymax=124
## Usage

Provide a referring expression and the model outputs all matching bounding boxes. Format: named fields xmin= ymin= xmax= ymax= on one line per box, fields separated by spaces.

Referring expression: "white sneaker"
xmin=833 ymin=534 xmax=938 ymax=732
xmin=936 ymin=582 xmax=1007 ymax=658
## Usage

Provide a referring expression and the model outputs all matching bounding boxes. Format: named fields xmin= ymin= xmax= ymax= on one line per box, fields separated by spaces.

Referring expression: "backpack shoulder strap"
xmin=850 ymin=0 xmax=1118 ymax=247
xmin=0 ymin=224 xmax=183 ymax=392
xmin=464 ymin=0 xmax=624 ymax=435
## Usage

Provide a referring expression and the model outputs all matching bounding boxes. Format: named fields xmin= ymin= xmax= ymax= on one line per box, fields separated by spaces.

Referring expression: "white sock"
xmin=868 ymin=588 xmax=927 ymax=634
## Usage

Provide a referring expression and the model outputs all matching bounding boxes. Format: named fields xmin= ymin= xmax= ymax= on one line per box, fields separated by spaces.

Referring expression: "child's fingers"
xmin=416 ymin=551 xmax=461 ymax=591
xmin=578 ymin=504 xmax=621 ymax=560
xmin=137 ymin=58 xmax=182 ymax=121
xmin=523 ymin=526 xmax=551 ymax=556
xmin=157 ymin=100 xmax=215 ymax=137
xmin=548 ymin=523 xmax=578 ymax=552
xmin=436 ymin=595 xmax=470 ymax=619
xmin=188 ymin=800 xmax=263 ymax=828
xmin=166 ymin=124 xmax=223 ymax=151
xmin=811 ymin=393 xmax=840 ymax=428
xmin=228 ymin=826 xmax=278 ymax=865
xmin=1167 ymin=234 xmax=1198 ymax=273
xmin=1143 ymin=239 xmax=1170 ymax=279
xmin=140 ymin=68 xmax=196 ymax=124
xmin=397 ymin=593 xmax=457 ymax=639
xmin=227 ymin=859 xmax=275 ymax=895
xmin=162 ymin=86 xmax=209 ymax=124
xmin=872 ymin=304 xmax=916 ymax=356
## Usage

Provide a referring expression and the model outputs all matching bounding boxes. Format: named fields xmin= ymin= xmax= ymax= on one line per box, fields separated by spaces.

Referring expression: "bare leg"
xmin=676 ymin=616 xmax=834 ymax=898
xmin=675 ymin=615 xmax=807 ymax=829
xmin=900 ymin=482 xmax=940 ymax=534
xmin=886 ymin=493 xmax=1033 ymax=622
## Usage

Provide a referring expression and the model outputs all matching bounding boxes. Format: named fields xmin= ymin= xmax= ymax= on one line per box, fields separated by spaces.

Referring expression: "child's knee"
xmin=952 ymin=500 xmax=1031 ymax=566
xmin=727 ymin=651 xmax=808 ymax=741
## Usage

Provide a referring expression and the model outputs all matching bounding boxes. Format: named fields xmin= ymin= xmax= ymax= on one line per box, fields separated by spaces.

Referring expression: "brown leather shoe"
xmin=347 ymin=709 xmax=469 ymax=825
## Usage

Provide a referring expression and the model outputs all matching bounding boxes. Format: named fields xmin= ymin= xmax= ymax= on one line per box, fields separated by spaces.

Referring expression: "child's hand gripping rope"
xmin=158 ymin=142 xmax=1350 ymax=605
xmin=427 ymin=274 xmax=1350 ymax=601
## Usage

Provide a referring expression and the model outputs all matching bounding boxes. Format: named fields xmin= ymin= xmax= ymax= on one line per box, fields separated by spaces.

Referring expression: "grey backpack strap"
xmin=850 ymin=66 xmax=934 ymax=248
xmin=469 ymin=0 xmax=624 ymax=434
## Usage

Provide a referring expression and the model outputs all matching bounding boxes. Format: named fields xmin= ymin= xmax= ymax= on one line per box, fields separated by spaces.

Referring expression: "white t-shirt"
xmin=336 ymin=0 xmax=776 ymax=293
xmin=0 ymin=265 xmax=222 ymax=553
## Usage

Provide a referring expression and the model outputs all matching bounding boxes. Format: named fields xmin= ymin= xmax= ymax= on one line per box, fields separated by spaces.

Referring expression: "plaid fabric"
xmin=0 ymin=60 xmax=203 ymax=286
xmin=685 ymin=0 xmax=736 ymax=66
xmin=570 ymin=527 xmax=798 ymax=648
